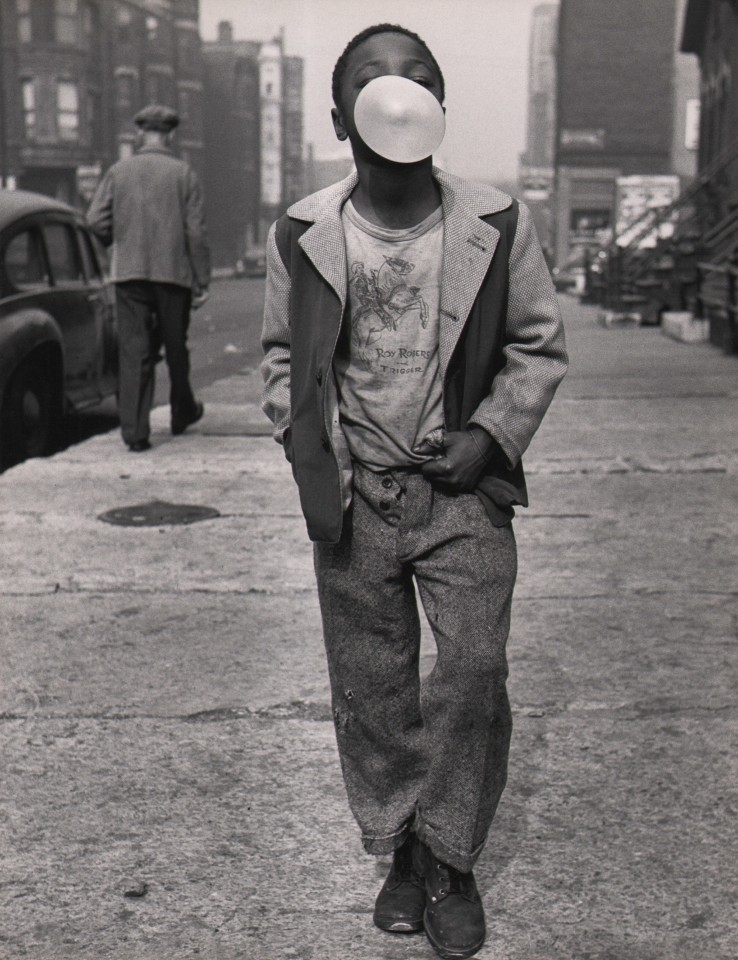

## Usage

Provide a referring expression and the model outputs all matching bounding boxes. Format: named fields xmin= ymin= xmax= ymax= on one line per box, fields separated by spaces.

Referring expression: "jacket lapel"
xmin=285 ymin=168 xmax=512 ymax=362
xmin=289 ymin=174 xmax=358 ymax=310
xmin=437 ymin=176 xmax=503 ymax=376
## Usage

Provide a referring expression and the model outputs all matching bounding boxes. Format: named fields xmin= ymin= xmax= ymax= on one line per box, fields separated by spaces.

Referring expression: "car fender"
xmin=0 ymin=306 xmax=64 ymax=403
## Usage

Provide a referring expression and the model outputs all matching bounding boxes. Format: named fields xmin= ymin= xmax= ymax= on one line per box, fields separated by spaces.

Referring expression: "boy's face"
xmin=332 ymin=32 xmax=444 ymax=157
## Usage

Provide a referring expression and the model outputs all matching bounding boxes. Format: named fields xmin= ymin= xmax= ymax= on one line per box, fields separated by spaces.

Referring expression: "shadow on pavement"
xmin=0 ymin=397 xmax=120 ymax=475
xmin=56 ymin=399 xmax=120 ymax=453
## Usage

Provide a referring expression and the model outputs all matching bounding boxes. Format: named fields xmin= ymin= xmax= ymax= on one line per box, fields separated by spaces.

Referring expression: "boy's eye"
xmin=356 ymin=73 xmax=381 ymax=88
xmin=411 ymin=77 xmax=433 ymax=87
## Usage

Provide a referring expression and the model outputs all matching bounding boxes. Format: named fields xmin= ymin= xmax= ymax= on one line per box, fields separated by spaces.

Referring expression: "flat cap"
xmin=133 ymin=103 xmax=179 ymax=132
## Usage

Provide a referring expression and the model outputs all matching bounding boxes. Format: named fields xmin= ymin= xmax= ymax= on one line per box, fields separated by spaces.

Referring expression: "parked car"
xmin=0 ymin=189 xmax=118 ymax=470
xmin=236 ymin=250 xmax=267 ymax=278
xmin=551 ymin=248 xmax=588 ymax=294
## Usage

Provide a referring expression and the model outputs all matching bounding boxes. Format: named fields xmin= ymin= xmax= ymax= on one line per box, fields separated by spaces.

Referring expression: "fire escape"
xmin=588 ymin=136 xmax=738 ymax=353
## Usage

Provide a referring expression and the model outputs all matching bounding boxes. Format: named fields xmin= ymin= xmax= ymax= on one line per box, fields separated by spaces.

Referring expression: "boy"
xmin=261 ymin=24 xmax=567 ymax=959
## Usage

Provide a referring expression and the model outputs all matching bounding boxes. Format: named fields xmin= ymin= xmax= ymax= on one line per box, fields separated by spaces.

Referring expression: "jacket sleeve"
xmin=86 ymin=169 xmax=114 ymax=246
xmin=184 ymin=168 xmax=211 ymax=290
xmin=260 ymin=222 xmax=292 ymax=444
xmin=467 ymin=201 xmax=568 ymax=467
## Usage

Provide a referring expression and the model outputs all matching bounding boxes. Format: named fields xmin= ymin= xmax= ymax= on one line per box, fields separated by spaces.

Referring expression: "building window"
xmin=116 ymin=72 xmax=136 ymax=112
xmin=82 ymin=0 xmax=98 ymax=45
xmin=116 ymin=4 xmax=132 ymax=42
xmin=55 ymin=0 xmax=78 ymax=44
xmin=88 ymin=89 xmax=101 ymax=148
xmin=146 ymin=73 xmax=171 ymax=104
xmin=57 ymin=81 xmax=80 ymax=141
xmin=146 ymin=15 xmax=159 ymax=42
xmin=177 ymin=30 xmax=197 ymax=66
xmin=17 ymin=0 xmax=32 ymax=42
xmin=21 ymin=79 xmax=36 ymax=139
xmin=179 ymin=90 xmax=190 ymax=122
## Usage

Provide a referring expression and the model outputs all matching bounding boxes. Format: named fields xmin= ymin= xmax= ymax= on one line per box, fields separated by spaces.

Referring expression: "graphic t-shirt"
xmin=335 ymin=200 xmax=445 ymax=470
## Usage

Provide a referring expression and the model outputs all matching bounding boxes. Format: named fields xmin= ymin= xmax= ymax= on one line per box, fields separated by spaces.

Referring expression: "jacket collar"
xmin=137 ymin=145 xmax=175 ymax=157
xmin=287 ymin=167 xmax=512 ymax=223
xmin=287 ymin=168 xmax=513 ymax=372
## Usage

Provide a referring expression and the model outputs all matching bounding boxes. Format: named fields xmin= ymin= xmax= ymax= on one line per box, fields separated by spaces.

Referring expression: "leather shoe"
xmin=415 ymin=839 xmax=485 ymax=959
xmin=127 ymin=439 xmax=151 ymax=452
xmin=373 ymin=833 xmax=425 ymax=934
xmin=171 ymin=400 xmax=204 ymax=436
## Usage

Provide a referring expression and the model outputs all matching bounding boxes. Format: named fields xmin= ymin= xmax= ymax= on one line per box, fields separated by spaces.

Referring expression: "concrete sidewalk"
xmin=1 ymin=297 xmax=736 ymax=960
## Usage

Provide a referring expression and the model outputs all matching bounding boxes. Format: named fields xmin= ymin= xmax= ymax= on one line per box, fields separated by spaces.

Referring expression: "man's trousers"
xmin=313 ymin=462 xmax=517 ymax=874
xmin=115 ymin=281 xmax=198 ymax=445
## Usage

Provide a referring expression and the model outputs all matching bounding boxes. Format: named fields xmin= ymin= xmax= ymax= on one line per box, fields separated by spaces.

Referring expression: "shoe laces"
xmin=434 ymin=859 xmax=473 ymax=899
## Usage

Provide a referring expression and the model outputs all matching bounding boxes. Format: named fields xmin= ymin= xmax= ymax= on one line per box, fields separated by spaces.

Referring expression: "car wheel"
xmin=0 ymin=358 xmax=57 ymax=468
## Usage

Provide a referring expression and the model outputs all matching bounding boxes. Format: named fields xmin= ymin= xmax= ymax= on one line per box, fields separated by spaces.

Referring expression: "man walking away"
xmin=88 ymin=103 xmax=210 ymax=452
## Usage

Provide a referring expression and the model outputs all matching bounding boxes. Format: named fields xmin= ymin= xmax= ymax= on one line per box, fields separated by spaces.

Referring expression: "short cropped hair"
xmin=331 ymin=23 xmax=445 ymax=108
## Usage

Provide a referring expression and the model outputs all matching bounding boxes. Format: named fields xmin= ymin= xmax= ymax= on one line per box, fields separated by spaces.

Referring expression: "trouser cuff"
xmin=361 ymin=820 xmax=413 ymax=856
xmin=414 ymin=812 xmax=486 ymax=874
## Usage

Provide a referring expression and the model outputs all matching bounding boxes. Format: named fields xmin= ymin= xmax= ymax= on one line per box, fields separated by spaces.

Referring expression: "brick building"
xmin=553 ymin=0 xmax=698 ymax=265
xmin=111 ymin=0 xmax=203 ymax=177
xmin=0 ymin=0 xmax=204 ymax=205
xmin=201 ymin=22 xmax=261 ymax=270
xmin=202 ymin=22 xmax=304 ymax=269
xmin=681 ymin=0 xmax=738 ymax=351
xmin=0 ymin=0 xmax=108 ymax=201
xmin=681 ymin=0 xmax=738 ymax=223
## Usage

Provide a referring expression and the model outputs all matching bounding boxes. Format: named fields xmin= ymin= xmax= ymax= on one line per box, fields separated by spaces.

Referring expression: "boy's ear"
xmin=331 ymin=107 xmax=348 ymax=142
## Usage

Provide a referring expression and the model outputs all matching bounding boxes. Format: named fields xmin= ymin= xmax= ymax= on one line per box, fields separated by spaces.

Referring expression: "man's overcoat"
xmin=87 ymin=145 xmax=210 ymax=291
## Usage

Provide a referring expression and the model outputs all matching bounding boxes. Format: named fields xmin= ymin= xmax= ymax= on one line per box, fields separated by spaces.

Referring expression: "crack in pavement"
xmin=0 ymin=584 xmax=317 ymax=597
xmin=527 ymin=452 xmax=737 ymax=475
xmin=559 ymin=391 xmax=738 ymax=400
xmin=2 ymin=587 xmax=737 ymax=600
xmin=0 ymin=701 xmax=333 ymax=724
xmin=1 ymin=699 xmax=735 ymax=725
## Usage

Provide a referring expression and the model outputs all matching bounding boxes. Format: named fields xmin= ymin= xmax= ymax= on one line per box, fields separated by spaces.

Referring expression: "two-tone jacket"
xmin=261 ymin=168 xmax=567 ymax=544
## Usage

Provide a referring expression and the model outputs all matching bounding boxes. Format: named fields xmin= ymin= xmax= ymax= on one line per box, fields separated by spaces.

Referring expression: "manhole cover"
xmin=98 ymin=500 xmax=220 ymax=527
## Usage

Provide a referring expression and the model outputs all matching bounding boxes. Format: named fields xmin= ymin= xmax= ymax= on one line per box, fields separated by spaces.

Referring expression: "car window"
xmin=88 ymin=231 xmax=110 ymax=278
xmin=2 ymin=229 xmax=49 ymax=293
xmin=77 ymin=226 xmax=103 ymax=282
xmin=43 ymin=221 xmax=84 ymax=285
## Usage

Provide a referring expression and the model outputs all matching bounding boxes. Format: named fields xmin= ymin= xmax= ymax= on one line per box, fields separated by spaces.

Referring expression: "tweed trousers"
xmin=314 ymin=462 xmax=517 ymax=874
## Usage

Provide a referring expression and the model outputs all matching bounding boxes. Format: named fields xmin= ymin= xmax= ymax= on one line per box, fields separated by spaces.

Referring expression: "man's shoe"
xmin=127 ymin=439 xmax=151 ymax=452
xmin=415 ymin=840 xmax=485 ymax=959
xmin=373 ymin=833 xmax=425 ymax=934
xmin=171 ymin=401 xmax=204 ymax=436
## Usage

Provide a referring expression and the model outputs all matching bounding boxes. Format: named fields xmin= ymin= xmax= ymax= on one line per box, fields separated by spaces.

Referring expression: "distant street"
xmin=57 ymin=276 xmax=266 ymax=452
xmin=155 ymin=275 xmax=266 ymax=402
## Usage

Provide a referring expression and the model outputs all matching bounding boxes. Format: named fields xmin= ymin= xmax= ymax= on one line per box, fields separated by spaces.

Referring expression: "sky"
xmin=199 ymin=0 xmax=549 ymax=185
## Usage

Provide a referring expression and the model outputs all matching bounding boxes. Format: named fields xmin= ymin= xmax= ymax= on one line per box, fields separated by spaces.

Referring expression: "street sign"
xmin=615 ymin=175 xmax=681 ymax=248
